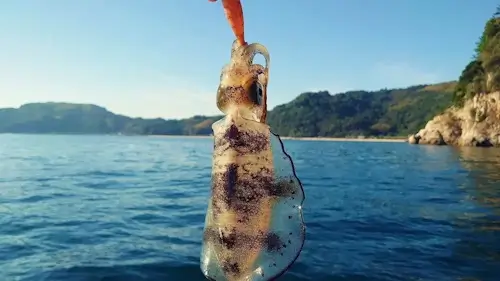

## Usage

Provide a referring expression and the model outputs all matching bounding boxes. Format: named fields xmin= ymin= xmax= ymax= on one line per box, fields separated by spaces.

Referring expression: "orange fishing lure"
xmin=209 ymin=0 xmax=247 ymax=46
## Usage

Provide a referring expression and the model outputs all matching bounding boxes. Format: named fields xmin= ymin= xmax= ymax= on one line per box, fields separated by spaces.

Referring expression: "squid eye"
xmin=249 ymin=80 xmax=263 ymax=105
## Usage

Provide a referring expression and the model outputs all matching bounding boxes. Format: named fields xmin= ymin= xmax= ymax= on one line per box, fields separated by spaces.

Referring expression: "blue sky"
xmin=0 ymin=1 xmax=497 ymax=119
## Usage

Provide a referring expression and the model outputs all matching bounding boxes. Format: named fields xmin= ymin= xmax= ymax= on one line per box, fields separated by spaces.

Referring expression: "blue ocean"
xmin=1 ymin=134 xmax=499 ymax=281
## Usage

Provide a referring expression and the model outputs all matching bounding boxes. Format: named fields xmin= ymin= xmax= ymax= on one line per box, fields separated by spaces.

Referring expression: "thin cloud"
xmin=294 ymin=79 xmax=354 ymax=96
xmin=98 ymin=74 xmax=221 ymax=119
xmin=0 ymin=62 xmax=221 ymax=119
xmin=371 ymin=61 xmax=442 ymax=88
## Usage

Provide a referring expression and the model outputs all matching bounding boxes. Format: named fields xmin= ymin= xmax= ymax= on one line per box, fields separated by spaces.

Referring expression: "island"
xmin=409 ymin=7 xmax=500 ymax=147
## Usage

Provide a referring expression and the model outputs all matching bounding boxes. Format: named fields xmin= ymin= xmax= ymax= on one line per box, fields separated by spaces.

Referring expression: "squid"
xmin=201 ymin=1 xmax=306 ymax=281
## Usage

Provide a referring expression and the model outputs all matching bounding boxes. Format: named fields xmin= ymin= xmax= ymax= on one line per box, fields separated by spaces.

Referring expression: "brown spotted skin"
xmin=215 ymin=41 xmax=270 ymax=124
xmin=209 ymin=114 xmax=274 ymax=280
xmin=201 ymin=41 xmax=305 ymax=281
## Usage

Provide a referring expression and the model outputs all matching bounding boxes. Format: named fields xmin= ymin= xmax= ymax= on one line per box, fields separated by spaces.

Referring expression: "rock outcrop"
xmin=411 ymin=8 xmax=500 ymax=147
xmin=409 ymin=92 xmax=500 ymax=147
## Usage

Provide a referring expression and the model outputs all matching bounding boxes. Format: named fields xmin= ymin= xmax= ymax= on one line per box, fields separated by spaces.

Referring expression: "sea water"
xmin=1 ymin=134 xmax=499 ymax=281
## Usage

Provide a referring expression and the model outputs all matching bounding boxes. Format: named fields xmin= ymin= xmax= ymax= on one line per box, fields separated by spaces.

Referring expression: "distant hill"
xmin=0 ymin=102 xmax=222 ymax=135
xmin=268 ymin=82 xmax=455 ymax=137
xmin=0 ymin=82 xmax=455 ymax=137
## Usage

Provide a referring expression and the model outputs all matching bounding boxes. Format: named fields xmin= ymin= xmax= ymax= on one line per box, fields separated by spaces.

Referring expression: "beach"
xmin=148 ymin=135 xmax=407 ymax=143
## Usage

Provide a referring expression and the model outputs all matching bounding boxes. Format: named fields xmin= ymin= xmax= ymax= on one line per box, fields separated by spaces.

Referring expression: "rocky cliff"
xmin=409 ymin=92 xmax=500 ymax=147
xmin=409 ymin=8 xmax=500 ymax=147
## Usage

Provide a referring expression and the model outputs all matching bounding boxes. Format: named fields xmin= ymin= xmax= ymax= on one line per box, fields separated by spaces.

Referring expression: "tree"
xmin=455 ymin=6 xmax=500 ymax=105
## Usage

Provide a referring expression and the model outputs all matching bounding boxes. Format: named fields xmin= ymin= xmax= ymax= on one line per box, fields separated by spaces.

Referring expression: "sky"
xmin=0 ymin=0 xmax=498 ymax=119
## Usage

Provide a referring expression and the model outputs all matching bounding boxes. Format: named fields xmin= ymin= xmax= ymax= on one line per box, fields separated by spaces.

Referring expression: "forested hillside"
xmin=0 ymin=82 xmax=454 ymax=137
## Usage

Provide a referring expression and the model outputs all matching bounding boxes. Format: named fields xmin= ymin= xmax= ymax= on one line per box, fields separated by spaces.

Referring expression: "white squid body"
xmin=200 ymin=41 xmax=305 ymax=281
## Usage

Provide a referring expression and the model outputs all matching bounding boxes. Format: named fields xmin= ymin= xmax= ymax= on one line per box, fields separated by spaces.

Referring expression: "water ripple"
xmin=1 ymin=135 xmax=500 ymax=280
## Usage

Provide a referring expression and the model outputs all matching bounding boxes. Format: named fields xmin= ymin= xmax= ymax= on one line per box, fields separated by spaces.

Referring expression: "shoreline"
xmin=281 ymin=137 xmax=406 ymax=142
xmin=148 ymin=135 xmax=407 ymax=143
xmin=1 ymin=134 xmax=407 ymax=143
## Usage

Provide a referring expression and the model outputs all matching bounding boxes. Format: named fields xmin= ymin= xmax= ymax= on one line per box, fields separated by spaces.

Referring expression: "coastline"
xmin=281 ymin=137 xmax=406 ymax=142
xmin=148 ymin=135 xmax=407 ymax=143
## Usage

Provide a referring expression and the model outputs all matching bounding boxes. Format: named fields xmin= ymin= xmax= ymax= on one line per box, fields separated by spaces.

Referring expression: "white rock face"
xmin=409 ymin=92 xmax=500 ymax=147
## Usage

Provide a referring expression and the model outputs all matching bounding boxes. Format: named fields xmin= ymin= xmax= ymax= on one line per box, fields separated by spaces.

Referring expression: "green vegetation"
xmin=267 ymin=83 xmax=454 ymax=137
xmin=0 ymin=102 xmax=221 ymax=135
xmin=0 ymin=82 xmax=454 ymax=137
xmin=453 ymin=7 xmax=500 ymax=106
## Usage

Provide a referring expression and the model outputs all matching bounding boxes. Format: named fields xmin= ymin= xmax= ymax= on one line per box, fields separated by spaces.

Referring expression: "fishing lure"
xmin=209 ymin=0 xmax=246 ymax=46
xmin=201 ymin=2 xmax=305 ymax=281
